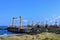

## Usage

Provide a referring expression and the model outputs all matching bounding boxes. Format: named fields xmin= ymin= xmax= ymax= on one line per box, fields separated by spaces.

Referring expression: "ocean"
xmin=0 ymin=26 xmax=27 ymax=35
xmin=0 ymin=26 xmax=12 ymax=35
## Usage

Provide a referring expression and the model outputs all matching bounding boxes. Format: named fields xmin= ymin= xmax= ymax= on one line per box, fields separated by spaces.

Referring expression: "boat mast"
xmin=12 ymin=17 xmax=15 ymax=27
xmin=20 ymin=16 xmax=22 ymax=29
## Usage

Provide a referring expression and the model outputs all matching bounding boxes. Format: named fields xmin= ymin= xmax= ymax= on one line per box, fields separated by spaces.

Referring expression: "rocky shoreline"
xmin=0 ymin=32 xmax=60 ymax=40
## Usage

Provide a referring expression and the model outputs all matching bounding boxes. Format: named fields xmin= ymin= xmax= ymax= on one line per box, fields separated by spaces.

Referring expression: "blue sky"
xmin=0 ymin=0 xmax=60 ymax=26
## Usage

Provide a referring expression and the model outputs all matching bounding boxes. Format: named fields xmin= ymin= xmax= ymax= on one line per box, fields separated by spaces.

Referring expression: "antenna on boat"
xmin=45 ymin=20 xmax=48 ymax=32
xmin=27 ymin=20 xmax=30 ymax=25
xmin=32 ymin=20 xmax=34 ymax=26
xmin=45 ymin=20 xmax=48 ymax=28
xmin=20 ymin=16 xmax=22 ymax=29
xmin=54 ymin=21 xmax=57 ymax=26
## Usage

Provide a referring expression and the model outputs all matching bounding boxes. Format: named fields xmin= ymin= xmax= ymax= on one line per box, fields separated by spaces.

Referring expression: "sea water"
xmin=0 ymin=26 xmax=27 ymax=35
xmin=0 ymin=26 xmax=12 ymax=35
